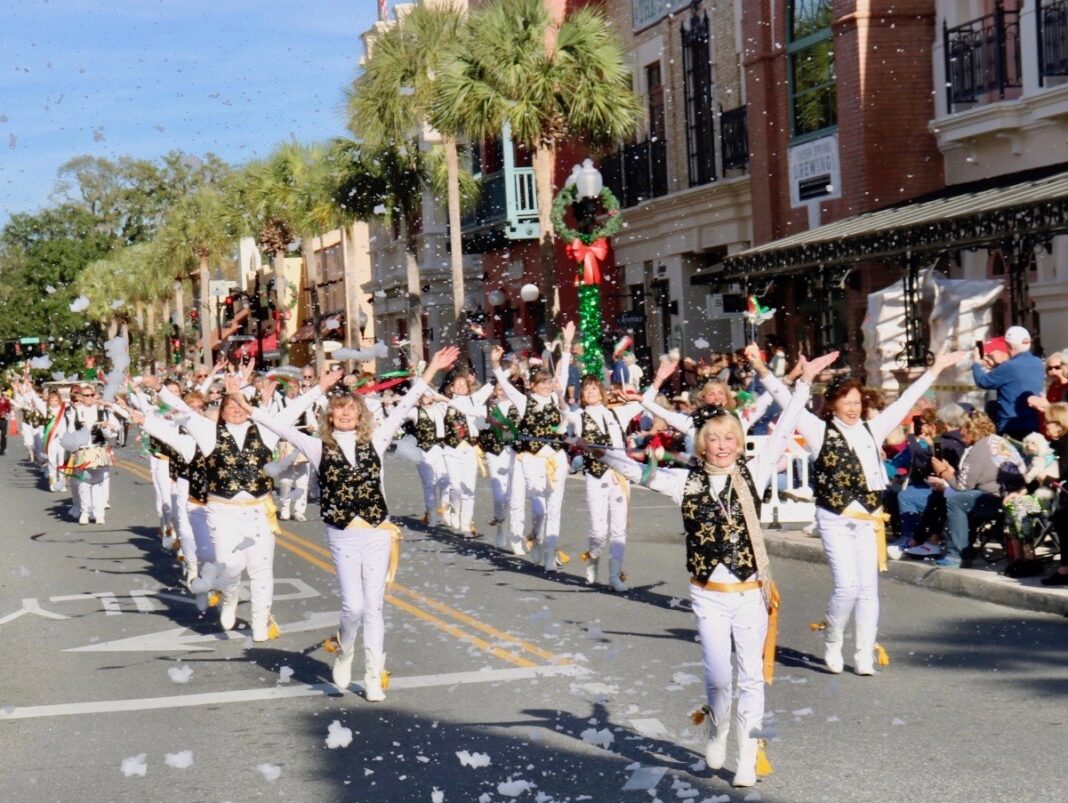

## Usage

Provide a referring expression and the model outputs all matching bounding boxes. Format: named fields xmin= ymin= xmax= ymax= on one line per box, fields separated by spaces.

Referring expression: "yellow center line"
xmin=115 ymin=459 xmax=544 ymax=668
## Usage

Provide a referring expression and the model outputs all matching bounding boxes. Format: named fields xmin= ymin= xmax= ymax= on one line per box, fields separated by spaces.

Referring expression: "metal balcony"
xmin=601 ymin=138 xmax=668 ymax=209
xmin=943 ymin=1 xmax=1022 ymax=112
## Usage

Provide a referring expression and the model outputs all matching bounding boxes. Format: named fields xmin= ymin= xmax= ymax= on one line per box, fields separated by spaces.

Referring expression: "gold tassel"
xmin=207 ymin=591 xmax=221 ymax=608
xmin=756 ymin=740 xmax=774 ymax=777
xmin=619 ymin=570 xmax=628 ymax=582
xmin=556 ymin=550 xmax=571 ymax=565
xmin=525 ymin=536 xmax=536 ymax=552
xmin=322 ymin=634 xmax=340 ymax=654
xmin=874 ymin=643 xmax=891 ymax=666
xmin=266 ymin=615 xmax=281 ymax=640
xmin=422 ymin=512 xmax=429 ymax=525
xmin=381 ymin=668 xmax=391 ymax=690
xmin=690 ymin=704 xmax=710 ymax=726
xmin=580 ymin=551 xmax=592 ymax=563
xmin=809 ymin=620 xmax=827 ymax=632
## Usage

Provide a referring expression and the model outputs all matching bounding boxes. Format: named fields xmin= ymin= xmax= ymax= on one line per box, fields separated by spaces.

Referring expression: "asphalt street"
xmin=1 ymin=444 xmax=1065 ymax=803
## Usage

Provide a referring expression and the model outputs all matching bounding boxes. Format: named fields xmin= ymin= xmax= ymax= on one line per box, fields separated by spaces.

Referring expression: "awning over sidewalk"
xmin=723 ymin=166 xmax=1068 ymax=277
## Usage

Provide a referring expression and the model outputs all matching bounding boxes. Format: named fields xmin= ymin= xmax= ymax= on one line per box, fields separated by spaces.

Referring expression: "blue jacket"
xmin=971 ymin=351 xmax=1044 ymax=434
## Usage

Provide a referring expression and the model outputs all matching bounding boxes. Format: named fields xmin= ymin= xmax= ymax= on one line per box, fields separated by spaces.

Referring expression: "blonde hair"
xmin=319 ymin=393 xmax=373 ymax=446
xmin=1047 ymin=402 xmax=1068 ymax=431
xmin=694 ymin=414 xmax=745 ymax=462
xmin=698 ymin=379 xmax=736 ymax=412
xmin=960 ymin=411 xmax=996 ymax=441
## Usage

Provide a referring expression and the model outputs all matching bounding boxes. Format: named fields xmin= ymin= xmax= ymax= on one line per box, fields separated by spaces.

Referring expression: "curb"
xmin=763 ymin=528 xmax=1068 ymax=618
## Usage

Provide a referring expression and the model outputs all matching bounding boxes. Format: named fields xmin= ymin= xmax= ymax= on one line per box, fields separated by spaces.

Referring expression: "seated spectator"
xmin=925 ymin=411 xmax=1026 ymax=568
xmin=887 ymin=410 xmax=946 ymax=559
xmin=972 ymin=327 xmax=1044 ymax=440
xmin=1040 ymin=402 xmax=1068 ymax=586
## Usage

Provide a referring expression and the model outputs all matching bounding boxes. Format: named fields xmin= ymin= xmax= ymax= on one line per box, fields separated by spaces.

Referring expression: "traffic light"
xmin=189 ymin=307 xmax=200 ymax=334
xmin=222 ymin=294 xmax=235 ymax=325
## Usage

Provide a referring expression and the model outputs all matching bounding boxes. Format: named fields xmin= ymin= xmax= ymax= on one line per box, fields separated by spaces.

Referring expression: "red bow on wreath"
xmin=566 ymin=238 xmax=608 ymax=286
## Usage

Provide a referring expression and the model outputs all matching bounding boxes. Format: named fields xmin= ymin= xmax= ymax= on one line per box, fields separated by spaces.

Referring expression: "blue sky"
xmin=0 ymin=0 xmax=381 ymax=224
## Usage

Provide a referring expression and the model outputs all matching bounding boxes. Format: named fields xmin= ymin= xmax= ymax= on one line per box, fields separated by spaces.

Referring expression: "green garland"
xmin=550 ymin=183 xmax=624 ymax=245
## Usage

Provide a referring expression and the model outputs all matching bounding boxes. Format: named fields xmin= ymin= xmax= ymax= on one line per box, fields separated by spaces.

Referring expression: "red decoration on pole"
xmin=565 ymin=237 xmax=608 ymax=286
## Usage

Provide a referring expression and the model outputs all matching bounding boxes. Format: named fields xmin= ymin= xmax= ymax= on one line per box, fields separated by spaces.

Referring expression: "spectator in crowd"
xmin=1038 ymin=402 xmax=1068 ymax=586
xmin=972 ymin=326 xmax=1044 ymax=440
xmin=887 ymin=410 xmax=945 ymax=559
xmin=0 ymin=388 xmax=11 ymax=456
xmin=565 ymin=343 xmax=584 ymax=406
xmin=1044 ymin=350 xmax=1068 ymax=404
xmin=623 ymin=352 xmax=643 ymax=393
xmin=926 ymin=411 xmax=1026 ymax=567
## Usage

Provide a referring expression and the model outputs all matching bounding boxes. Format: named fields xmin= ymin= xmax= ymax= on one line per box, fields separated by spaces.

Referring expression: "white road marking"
xmin=0 ymin=598 xmax=71 ymax=626
xmin=50 ymin=592 xmax=122 ymax=615
xmin=0 ymin=664 xmax=590 ymax=720
xmin=622 ymin=765 xmax=667 ymax=791
xmin=65 ymin=610 xmax=341 ymax=652
xmin=128 ymin=589 xmax=160 ymax=612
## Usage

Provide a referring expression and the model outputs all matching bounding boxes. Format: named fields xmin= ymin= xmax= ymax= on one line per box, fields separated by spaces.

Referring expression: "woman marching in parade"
xmin=408 ymin=390 xmax=449 ymax=528
xmin=598 ymin=349 xmax=837 ymax=787
xmin=749 ymin=346 xmax=967 ymax=675
xmin=566 ymin=378 xmax=642 ymax=591
xmin=61 ymin=384 xmax=121 ymax=525
xmin=440 ymin=369 xmax=495 ymax=537
xmin=479 ymin=380 xmax=520 ymax=550
xmin=491 ymin=322 xmax=574 ymax=568
xmin=245 ymin=346 xmax=459 ymax=700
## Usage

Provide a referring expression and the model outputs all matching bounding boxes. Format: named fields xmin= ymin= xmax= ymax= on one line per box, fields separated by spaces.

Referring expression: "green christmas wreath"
xmin=550 ymin=183 xmax=624 ymax=244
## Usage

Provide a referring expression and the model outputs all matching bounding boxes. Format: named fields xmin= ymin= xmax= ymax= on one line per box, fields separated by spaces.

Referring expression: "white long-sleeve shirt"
xmin=640 ymin=385 xmax=772 ymax=438
xmin=493 ymin=350 xmax=571 ymax=421
xmin=251 ymin=379 xmax=428 ymax=469
xmin=603 ymin=379 xmax=813 ymax=504
xmin=566 ymin=402 xmax=642 ymax=449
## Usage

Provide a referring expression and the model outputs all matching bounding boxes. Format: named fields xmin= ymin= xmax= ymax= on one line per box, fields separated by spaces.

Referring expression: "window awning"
xmin=722 ymin=166 xmax=1068 ymax=278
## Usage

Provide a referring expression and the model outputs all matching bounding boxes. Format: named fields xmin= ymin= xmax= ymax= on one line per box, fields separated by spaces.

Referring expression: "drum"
xmin=74 ymin=445 xmax=114 ymax=469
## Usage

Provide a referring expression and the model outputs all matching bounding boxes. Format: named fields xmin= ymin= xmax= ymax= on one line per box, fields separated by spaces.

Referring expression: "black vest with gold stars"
xmin=812 ymin=422 xmax=882 ymax=514
xmin=205 ymin=422 xmax=273 ymax=499
xmin=516 ymin=397 xmax=561 ymax=454
xmin=581 ymin=409 xmax=613 ymax=478
xmin=681 ymin=463 xmax=761 ymax=583
xmin=319 ymin=441 xmax=387 ymax=529
xmin=479 ymin=403 xmax=519 ymax=456
xmin=443 ymin=406 xmax=476 ymax=448
xmin=412 ymin=407 xmax=441 ymax=451
xmin=165 ymin=429 xmax=209 ymax=504
xmin=24 ymin=408 xmax=47 ymax=428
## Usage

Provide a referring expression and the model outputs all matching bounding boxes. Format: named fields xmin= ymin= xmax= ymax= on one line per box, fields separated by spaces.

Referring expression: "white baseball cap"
xmin=1004 ymin=326 xmax=1031 ymax=346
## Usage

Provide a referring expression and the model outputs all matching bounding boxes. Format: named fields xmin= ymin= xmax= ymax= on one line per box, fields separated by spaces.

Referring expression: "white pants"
xmin=585 ymin=471 xmax=628 ymax=562
xmin=188 ymin=503 xmax=215 ymax=567
xmin=486 ymin=447 xmax=515 ymax=524
xmin=416 ymin=446 xmax=448 ymax=516
xmin=21 ymin=424 xmax=38 ymax=460
xmin=327 ymin=525 xmax=392 ymax=662
xmin=47 ymin=441 xmax=66 ymax=491
xmin=76 ymin=467 xmax=110 ymax=520
xmin=443 ymin=443 xmax=479 ymax=531
xmin=278 ymin=462 xmax=310 ymax=518
xmin=149 ymin=456 xmax=173 ymax=530
xmin=509 ymin=448 xmax=568 ymax=554
xmin=690 ymin=566 xmax=768 ymax=748
xmin=817 ymin=508 xmax=880 ymax=655
xmin=207 ymin=498 xmax=275 ymax=610
xmin=172 ymin=478 xmax=198 ymax=567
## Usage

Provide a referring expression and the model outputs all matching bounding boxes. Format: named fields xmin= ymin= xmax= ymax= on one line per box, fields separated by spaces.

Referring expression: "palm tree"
xmin=434 ymin=0 xmax=641 ymax=320
xmin=347 ymin=2 xmax=471 ymax=356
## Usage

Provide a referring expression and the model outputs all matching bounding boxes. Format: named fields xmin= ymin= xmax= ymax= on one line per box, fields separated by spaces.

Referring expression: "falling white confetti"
xmin=399 ymin=86 xmax=415 ymax=96
xmin=892 ymin=718 xmax=906 ymax=726
xmin=580 ymin=727 xmax=615 ymax=749
xmin=278 ymin=666 xmax=294 ymax=684
xmin=792 ymin=707 xmax=813 ymax=717
xmin=45 ymin=285 xmax=56 ymax=294
xmin=69 ymin=296 xmax=90 ymax=313
xmin=456 ymin=750 xmax=491 ymax=768
xmin=120 ymin=754 xmax=147 ymax=777
xmin=671 ymin=672 xmax=701 ymax=687
xmin=693 ymin=337 xmax=710 ymax=349
xmin=167 ymin=665 xmax=193 ymax=684
xmin=164 ymin=751 xmax=193 ymax=769
xmin=497 ymin=779 xmax=535 ymax=797
xmin=373 ymin=204 xmax=387 ymax=215
xmin=431 ymin=790 xmax=444 ymax=803
xmin=325 ymin=720 xmax=353 ymax=749
xmin=256 ymin=763 xmax=281 ymax=782
xmin=110 ymin=299 xmax=125 ymax=310
xmin=29 ymin=355 xmax=52 ymax=370
xmin=826 ymin=715 xmax=840 ymax=723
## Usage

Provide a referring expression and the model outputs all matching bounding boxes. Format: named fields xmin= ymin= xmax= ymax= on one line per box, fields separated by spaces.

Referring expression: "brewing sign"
xmin=788 ymin=133 xmax=842 ymax=208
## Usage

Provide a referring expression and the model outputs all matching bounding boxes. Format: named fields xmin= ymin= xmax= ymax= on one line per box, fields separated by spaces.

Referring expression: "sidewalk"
xmin=763 ymin=527 xmax=1068 ymax=617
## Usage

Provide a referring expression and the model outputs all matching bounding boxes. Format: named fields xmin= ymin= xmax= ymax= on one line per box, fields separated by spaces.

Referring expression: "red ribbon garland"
xmin=566 ymin=238 xmax=608 ymax=286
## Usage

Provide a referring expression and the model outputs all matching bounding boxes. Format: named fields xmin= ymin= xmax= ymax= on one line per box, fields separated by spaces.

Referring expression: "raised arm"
xmin=871 ymin=349 xmax=969 ymax=445
xmin=134 ymin=410 xmax=197 ymax=463
xmin=755 ymin=371 xmax=824 ymax=452
xmin=601 ymin=450 xmax=688 ymax=504
xmin=448 ymin=381 xmax=495 ymax=416
xmin=640 ymin=386 xmax=695 ymax=438
xmin=375 ymin=347 xmax=459 ymax=451
xmin=491 ymin=344 xmax=527 ymax=415
xmin=552 ymin=321 xmax=575 ymax=394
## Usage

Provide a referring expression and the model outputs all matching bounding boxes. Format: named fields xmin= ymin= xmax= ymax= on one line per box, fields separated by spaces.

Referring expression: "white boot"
xmin=363 ymin=649 xmax=386 ymax=702
xmin=495 ymin=521 xmax=509 ymax=550
xmin=251 ymin=605 xmax=270 ymax=642
xmin=608 ymin=558 xmax=629 ymax=592
xmin=528 ymin=537 xmax=543 ymax=565
xmin=541 ymin=540 xmax=558 ymax=572
xmin=182 ymin=558 xmax=199 ymax=590
xmin=854 ymin=623 xmax=877 ymax=676
xmin=332 ymin=638 xmax=356 ymax=690
xmin=219 ymin=589 xmax=240 ymax=631
xmin=732 ymin=736 xmax=759 ymax=788
xmin=584 ymin=553 xmax=601 ymax=584
xmin=824 ymin=629 xmax=844 ymax=674
xmin=704 ymin=715 xmax=730 ymax=771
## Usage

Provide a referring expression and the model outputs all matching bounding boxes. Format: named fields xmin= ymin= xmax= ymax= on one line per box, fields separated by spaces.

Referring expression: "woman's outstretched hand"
xmin=798 ymin=351 xmax=840 ymax=385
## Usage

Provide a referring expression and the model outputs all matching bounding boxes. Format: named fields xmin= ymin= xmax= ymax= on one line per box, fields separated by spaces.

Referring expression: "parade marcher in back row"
xmin=408 ymin=390 xmax=449 ymax=528
xmin=246 ymin=347 xmax=459 ymax=701
xmin=151 ymin=363 xmax=324 ymax=641
xmin=566 ymin=378 xmax=641 ymax=591
xmin=599 ymin=349 xmax=836 ymax=787
xmin=479 ymin=380 xmax=520 ymax=550
xmin=750 ymin=346 xmax=967 ymax=676
xmin=491 ymin=321 xmax=574 ymax=568
xmin=62 ymin=384 xmax=121 ymax=525
xmin=441 ymin=369 xmax=495 ymax=537
xmin=271 ymin=374 xmax=318 ymax=522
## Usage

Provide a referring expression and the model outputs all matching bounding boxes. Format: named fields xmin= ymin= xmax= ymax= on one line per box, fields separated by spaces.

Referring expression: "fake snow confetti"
xmin=120 ymin=754 xmax=147 ymax=777
xmin=256 ymin=763 xmax=281 ymax=782
xmin=45 ymin=285 xmax=56 ymax=294
xmin=693 ymin=337 xmax=710 ymax=349
xmin=69 ymin=296 xmax=90 ymax=313
xmin=497 ymin=779 xmax=535 ymax=797
xmin=29 ymin=355 xmax=52 ymax=370
xmin=792 ymin=707 xmax=813 ymax=717
xmin=325 ymin=720 xmax=353 ymax=749
xmin=621 ymin=765 xmax=666 ymax=792
xmin=277 ymin=666 xmax=294 ymax=684
xmin=167 ymin=664 xmax=193 ymax=684
xmin=455 ymin=750 xmax=490 ymax=768
xmin=431 ymin=790 xmax=444 ymax=803
xmin=164 ymin=751 xmax=193 ymax=769
xmin=373 ymin=204 xmax=387 ymax=215
xmin=110 ymin=299 xmax=125 ymax=310
xmin=671 ymin=672 xmax=701 ymax=687
xmin=579 ymin=728 xmax=614 ymax=749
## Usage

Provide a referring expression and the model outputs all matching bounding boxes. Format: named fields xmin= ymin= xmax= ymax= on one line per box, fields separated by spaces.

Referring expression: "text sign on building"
xmin=633 ymin=0 xmax=690 ymax=31
xmin=788 ymin=134 xmax=842 ymax=208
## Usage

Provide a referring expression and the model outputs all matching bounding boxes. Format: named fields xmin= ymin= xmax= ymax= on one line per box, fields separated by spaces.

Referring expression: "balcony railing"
xmin=943 ymin=2 xmax=1021 ymax=112
xmin=720 ymin=105 xmax=749 ymax=171
xmin=601 ymin=138 xmax=668 ymax=209
xmin=1039 ymin=1 xmax=1068 ymax=82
